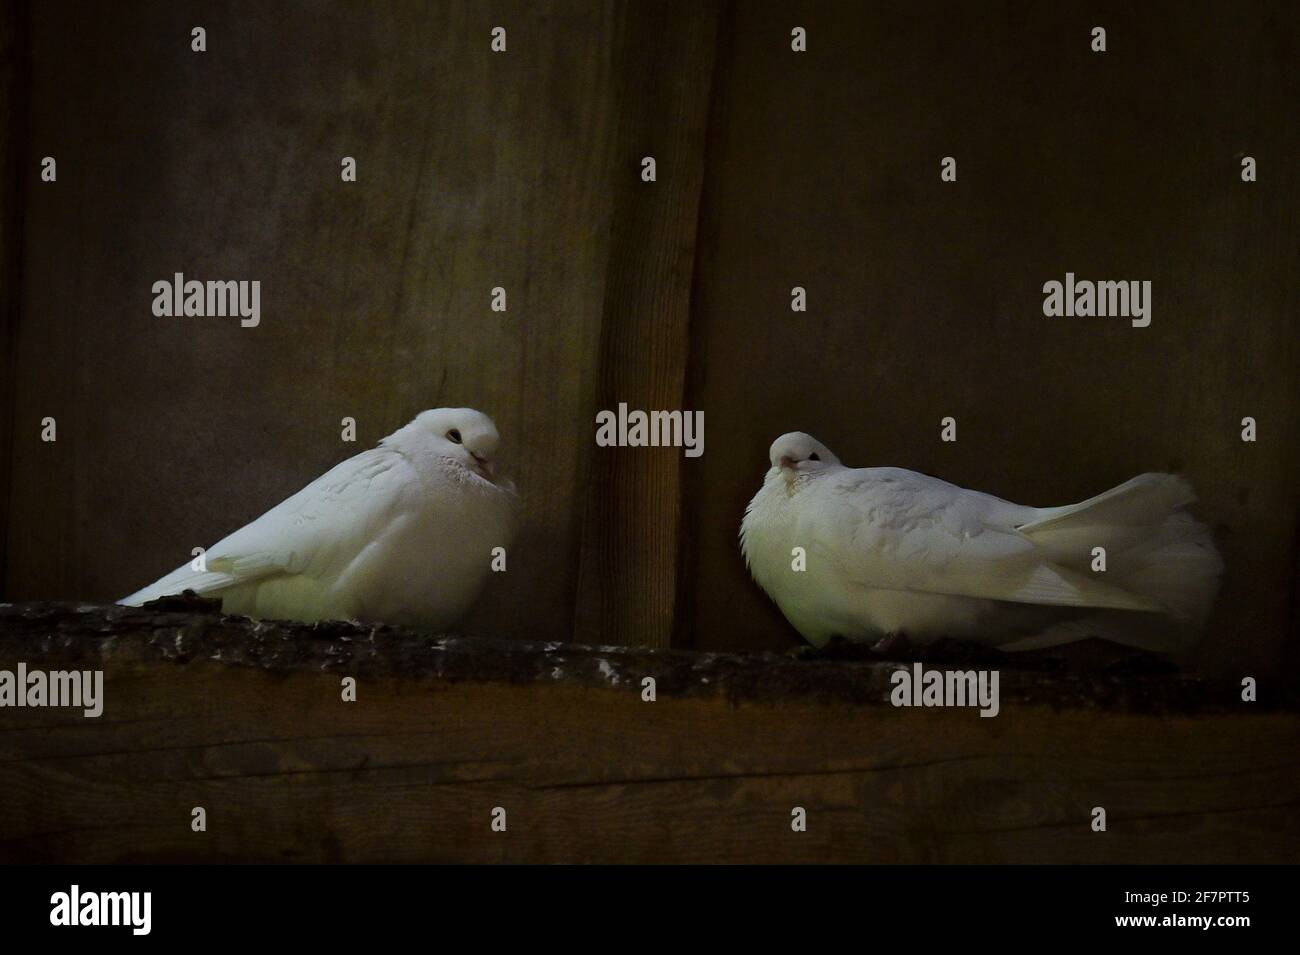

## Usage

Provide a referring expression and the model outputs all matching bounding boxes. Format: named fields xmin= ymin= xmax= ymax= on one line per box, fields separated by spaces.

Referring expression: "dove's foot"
xmin=1103 ymin=652 xmax=1178 ymax=676
xmin=911 ymin=637 xmax=1007 ymax=665
xmin=870 ymin=631 xmax=912 ymax=659
xmin=785 ymin=636 xmax=874 ymax=661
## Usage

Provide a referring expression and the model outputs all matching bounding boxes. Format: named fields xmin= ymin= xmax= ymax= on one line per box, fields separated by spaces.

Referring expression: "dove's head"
xmin=768 ymin=432 xmax=840 ymax=482
xmin=410 ymin=407 xmax=501 ymax=482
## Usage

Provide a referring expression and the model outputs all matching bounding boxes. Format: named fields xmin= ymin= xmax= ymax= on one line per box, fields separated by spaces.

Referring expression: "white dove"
xmin=120 ymin=408 xmax=516 ymax=630
xmin=741 ymin=432 xmax=1222 ymax=652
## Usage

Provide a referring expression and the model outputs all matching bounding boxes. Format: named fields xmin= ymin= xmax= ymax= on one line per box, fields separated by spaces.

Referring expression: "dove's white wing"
xmin=807 ymin=468 xmax=1163 ymax=612
xmin=120 ymin=446 xmax=418 ymax=606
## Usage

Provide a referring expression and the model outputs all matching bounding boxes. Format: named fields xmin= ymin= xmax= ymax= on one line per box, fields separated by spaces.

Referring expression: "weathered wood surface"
xmin=0 ymin=0 xmax=29 ymax=594
xmin=572 ymin=0 xmax=722 ymax=649
xmin=1 ymin=601 xmax=1295 ymax=863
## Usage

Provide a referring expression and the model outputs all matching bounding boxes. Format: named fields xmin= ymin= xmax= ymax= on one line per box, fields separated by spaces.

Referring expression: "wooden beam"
xmin=573 ymin=0 xmax=723 ymax=649
xmin=1 ymin=602 xmax=1296 ymax=863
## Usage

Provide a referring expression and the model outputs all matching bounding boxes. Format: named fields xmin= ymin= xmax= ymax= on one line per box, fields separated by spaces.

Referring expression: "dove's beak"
xmin=471 ymin=453 xmax=494 ymax=481
xmin=778 ymin=455 xmax=798 ymax=471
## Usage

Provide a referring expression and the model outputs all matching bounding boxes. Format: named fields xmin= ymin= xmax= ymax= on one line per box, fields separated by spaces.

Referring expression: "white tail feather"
xmin=1008 ymin=474 xmax=1222 ymax=652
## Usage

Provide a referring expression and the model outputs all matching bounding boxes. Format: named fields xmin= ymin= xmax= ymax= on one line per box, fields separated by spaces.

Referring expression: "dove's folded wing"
xmin=120 ymin=448 xmax=416 ymax=606
xmin=810 ymin=469 xmax=1163 ymax=612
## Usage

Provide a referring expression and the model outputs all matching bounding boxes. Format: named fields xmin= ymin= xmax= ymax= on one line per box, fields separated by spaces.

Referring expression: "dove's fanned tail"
xmin=1003 ymin=473 xmax=1223 ymax=652
xmin=1015 ymin=472 xmax=1197 ymax=541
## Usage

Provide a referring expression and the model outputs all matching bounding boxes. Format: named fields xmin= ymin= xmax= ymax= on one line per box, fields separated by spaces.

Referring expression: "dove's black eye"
xmin=809 ymin=453 xmax=821 ymax=461
xmin=447 ymin=429 xmax=462 ymax=444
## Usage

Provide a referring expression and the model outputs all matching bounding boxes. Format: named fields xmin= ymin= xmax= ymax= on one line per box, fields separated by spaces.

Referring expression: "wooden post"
xmin=573 ymin=0 xmax=723 ymax=649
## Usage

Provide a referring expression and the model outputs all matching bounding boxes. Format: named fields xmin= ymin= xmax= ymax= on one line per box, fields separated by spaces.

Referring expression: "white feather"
xmin=120 ymin=408 xmax=517 ymax=630
xmin=741 ymin=432 xmax=1222 ymax=651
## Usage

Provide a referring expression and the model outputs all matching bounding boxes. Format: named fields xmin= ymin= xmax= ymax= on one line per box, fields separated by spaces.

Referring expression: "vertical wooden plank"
xmin=572 ymin=0 xmax=722 ymax=648
xmin=0 ymin=0 xmax=29 ymax=595
xmin=674 ymin=0 xmax=736 ymax=652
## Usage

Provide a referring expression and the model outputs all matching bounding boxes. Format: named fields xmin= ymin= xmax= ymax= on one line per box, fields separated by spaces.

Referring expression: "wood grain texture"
xmin=572 ymin=0 xmax=723 ymax=649
xmin=0 ymin=1 xmax=29 ymax=597
xmin=0 ymin=603 xmax=1295 ymax=863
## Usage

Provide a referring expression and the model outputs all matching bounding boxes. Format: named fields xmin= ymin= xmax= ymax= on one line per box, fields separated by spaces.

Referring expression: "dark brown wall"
xmin=684 ymin=1 xmax=1300 ymax=678
xmin=3 ymin=2 xmax=1297 ymax=674
xmin=0 ymin=1 xmax=30 ymax=594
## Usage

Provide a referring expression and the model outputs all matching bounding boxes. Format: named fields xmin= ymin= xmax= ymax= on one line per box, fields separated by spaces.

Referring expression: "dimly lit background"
xmin=2 ymin=1 xmax=1296 ymax=679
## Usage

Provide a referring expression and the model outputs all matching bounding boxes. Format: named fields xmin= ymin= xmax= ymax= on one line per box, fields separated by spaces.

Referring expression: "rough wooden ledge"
xmin=0 ymin=599 xmax=1277 ymax=713
xmin=0 ymin=600 xmax=1297 ymax=863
